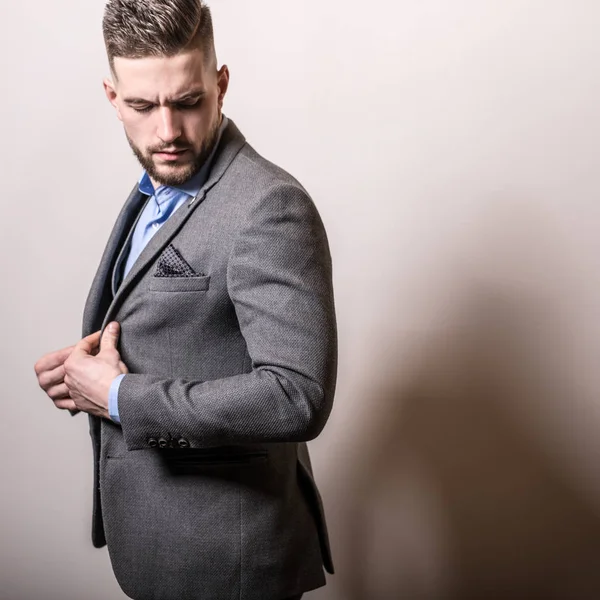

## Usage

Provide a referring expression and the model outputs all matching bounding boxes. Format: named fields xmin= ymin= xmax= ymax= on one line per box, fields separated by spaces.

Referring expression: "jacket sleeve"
xmin=117 ymin=183 xmax=337 ymax=450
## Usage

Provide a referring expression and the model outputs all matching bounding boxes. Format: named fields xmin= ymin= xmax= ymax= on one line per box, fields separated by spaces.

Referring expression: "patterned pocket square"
xmin=154 ymin=244 xmax=203 ymax=278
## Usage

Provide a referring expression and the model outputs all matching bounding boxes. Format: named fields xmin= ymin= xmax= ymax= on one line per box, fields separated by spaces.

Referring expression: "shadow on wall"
xmin=333 ymin=201 xmax=600 ymax=600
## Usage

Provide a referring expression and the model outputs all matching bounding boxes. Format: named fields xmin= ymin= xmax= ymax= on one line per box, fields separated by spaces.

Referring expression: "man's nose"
xmin=157 ymin=106 xmax=182 ymax=144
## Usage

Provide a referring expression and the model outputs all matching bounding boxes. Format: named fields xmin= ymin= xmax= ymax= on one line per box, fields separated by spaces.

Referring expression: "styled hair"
xmin=103 ymin=0 xmax=215 ymax=71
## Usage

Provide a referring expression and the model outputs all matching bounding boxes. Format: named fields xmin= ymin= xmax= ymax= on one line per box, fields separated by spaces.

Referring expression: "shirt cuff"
xmin=109 ymin=374 xmax=126 ymax=424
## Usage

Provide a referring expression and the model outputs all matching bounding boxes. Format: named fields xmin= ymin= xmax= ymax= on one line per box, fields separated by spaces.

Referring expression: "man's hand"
xmin=63 ymin=322 xmax=129 ymax=419
xmin=34 ymin=341 xmax=92 ymax=412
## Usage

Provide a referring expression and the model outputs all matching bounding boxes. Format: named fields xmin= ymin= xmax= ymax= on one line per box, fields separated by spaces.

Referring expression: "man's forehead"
xmin=113 ymin=50 xmax=210 ymax=97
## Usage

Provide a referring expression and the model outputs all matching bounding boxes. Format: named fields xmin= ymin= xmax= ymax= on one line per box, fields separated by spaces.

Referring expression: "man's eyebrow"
xmin=123 ymin=90 xmax=206 ymax=104
xmin=172 ymin=90 xmax=206 ymax=102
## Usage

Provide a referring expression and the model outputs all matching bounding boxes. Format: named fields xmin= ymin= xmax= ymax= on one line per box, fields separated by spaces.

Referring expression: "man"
xmin=33 ymin=1 xmax=337 ymax=599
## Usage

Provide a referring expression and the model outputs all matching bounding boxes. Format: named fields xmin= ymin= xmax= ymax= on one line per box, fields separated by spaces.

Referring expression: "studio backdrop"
xmin=3 ymin=1 xmax=600 ymax=599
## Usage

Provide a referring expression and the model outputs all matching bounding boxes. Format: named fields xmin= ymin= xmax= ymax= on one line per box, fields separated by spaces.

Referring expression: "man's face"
xmin=104 ymin=48 xmax=229 ymax=187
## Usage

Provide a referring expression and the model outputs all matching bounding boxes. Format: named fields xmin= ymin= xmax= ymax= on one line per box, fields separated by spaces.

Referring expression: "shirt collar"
xmin=138 ymin=115 xmax=229 ymax=198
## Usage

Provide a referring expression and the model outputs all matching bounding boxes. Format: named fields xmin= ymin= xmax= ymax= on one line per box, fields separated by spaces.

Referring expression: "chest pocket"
xmin=148 ymin=275 xmax=211 ymax=293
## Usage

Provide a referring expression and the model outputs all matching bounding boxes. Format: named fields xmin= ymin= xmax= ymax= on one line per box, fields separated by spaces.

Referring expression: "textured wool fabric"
xmin=81 ymin=119 xmax=337 ymax=600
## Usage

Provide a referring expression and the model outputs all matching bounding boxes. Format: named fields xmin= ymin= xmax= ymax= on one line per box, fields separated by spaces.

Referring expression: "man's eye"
xmin=132 ymin=105 xmax=154 ymax=113
xmin=176 ymin=99 xmax=202 ymax=110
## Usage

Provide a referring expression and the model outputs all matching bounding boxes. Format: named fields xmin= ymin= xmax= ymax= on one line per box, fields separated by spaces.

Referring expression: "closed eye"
xmin=130 ymin=104 xmax=154 ymax=114
xmin=174 ymin=98 xmax=203 ymax=110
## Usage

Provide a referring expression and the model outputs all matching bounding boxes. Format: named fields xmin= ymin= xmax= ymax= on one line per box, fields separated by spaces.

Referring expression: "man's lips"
xmin=154 ymin=149 xmax=190 ymax=161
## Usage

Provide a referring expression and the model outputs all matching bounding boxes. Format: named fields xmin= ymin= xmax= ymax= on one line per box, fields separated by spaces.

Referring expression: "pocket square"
xmin=154 ymin=244 xmax=203 ymax=278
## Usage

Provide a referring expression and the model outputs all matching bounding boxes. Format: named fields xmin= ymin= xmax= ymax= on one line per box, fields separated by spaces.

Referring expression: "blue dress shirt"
xmin=109 ymin=117 xmax=228 ymax=423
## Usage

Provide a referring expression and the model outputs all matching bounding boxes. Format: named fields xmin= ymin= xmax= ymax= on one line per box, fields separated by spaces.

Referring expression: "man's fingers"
xmin=47 ymin=383 xmax=70 ymax=401
xmin=34 ymin=346 xmax=75 ymax=375
xmin=100 ymin=322 xmax=121 ymax=352
xmin=83 ymin=330 xmax=102 ymax=347
xmin=55 ymin=399 xmax=77 ymax=411
xmin=37 ymin=364 xmax=66 ymax=391
xmin=74 ymin=330 xmax=102 ymax=356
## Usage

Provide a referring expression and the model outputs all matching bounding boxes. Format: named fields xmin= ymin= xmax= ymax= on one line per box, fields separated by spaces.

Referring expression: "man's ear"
xmin=216 ymin=65 xmax=230 ymax=111
xmin=103 ymin=77 xmax=123 ymax=121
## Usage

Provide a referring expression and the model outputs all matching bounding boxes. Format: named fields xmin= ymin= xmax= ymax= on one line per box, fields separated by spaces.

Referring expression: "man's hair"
xmin=103 ymin=0 xmax=215 ymax=72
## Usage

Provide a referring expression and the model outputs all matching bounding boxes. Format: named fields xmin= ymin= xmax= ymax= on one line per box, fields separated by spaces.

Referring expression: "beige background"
xmin=3 ymin=1 xmax=600 ymax=598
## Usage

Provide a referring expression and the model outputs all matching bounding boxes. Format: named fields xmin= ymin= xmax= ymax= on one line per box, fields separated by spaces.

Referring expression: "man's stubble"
xmin=126 ymin=117 xmax=221 ymax=187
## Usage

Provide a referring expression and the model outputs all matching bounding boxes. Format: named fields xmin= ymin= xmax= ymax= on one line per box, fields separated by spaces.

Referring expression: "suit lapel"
xmin=82 ymin=185 xmax=148 ymax=336
xmin=99 ymin=119 xmax=247 ymax=330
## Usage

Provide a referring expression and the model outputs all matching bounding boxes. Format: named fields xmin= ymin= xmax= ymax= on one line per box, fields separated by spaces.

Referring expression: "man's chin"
xmin=150 ymin=161 xmax=195 ymax=187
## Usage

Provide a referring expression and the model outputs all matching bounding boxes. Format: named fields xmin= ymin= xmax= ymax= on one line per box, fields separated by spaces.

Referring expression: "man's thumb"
xmin=100 ymin=321 xmax=121 ymax=350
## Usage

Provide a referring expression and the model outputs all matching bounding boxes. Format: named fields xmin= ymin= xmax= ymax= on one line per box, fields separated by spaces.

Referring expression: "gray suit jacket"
xmin=81 ymin=119 xmax=337 ymax=600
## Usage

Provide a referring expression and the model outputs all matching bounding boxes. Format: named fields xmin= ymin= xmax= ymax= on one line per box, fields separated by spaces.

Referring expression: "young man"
xmin=33 ymin=2 xmax=337 ymax=599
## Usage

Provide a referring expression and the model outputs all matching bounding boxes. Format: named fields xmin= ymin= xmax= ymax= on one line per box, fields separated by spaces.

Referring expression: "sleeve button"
xmin=177 ymin=438 xmax=190 ymax=448
xmin=158 ymin=437 xmax=169 ymax=448
xmin=148 ymin=437 xmax=158 ymax=448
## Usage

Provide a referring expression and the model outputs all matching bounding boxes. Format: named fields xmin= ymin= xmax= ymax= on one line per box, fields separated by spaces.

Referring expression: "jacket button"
xmin=177 ymin=438 xmax=190 ymax=448
xmin=158 ymin=437 xmax=169 ymax=448
xmin=148 ymin=437 xmax=158 ymax=448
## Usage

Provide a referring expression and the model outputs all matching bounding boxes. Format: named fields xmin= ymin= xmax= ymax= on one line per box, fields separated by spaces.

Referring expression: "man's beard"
xmin=126 ymin=120 xmax=221 ymax=187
